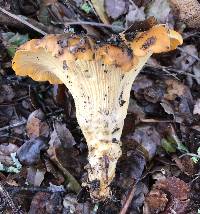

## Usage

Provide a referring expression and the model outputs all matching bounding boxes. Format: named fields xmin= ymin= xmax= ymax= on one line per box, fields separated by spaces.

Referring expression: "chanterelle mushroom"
xmin=12 ymin=25 xmax=182 ymax=201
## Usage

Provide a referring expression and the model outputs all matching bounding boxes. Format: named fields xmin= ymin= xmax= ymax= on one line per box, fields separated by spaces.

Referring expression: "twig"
xmin=140 ymin=119 xmax=173 ymax=123
xmin=61 ymin=21 xmax=125 ymax=31
xmin=4 ymin=186 xmax=66 ymax=193
xmin=179 ymin=153 xmax=200 ymax=159
xmin=119 ymin=181 xmax=138 ymax=214
xmin=0 ymin=182 xmax=23 ymax=214
xmin=0 ymin=120 xmax=26 ymax=132
xmin=0 ymin=7 xmax=47 ymax=35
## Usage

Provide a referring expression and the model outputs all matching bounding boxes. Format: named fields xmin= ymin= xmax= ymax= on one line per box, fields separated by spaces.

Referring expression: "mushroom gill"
xmin=12 ymin=25 xmax=183 ymax=201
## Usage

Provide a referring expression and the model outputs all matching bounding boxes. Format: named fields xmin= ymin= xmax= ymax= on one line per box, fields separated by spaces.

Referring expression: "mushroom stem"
xmin=59 ymin=55 xmax=151 ymax=200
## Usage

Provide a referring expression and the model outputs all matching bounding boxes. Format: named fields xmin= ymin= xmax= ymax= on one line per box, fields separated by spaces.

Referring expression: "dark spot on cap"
xmin=63 ymin=60 xmax=68 ymax=70
xmin=141 ymin=36 xmax=156 ymax=50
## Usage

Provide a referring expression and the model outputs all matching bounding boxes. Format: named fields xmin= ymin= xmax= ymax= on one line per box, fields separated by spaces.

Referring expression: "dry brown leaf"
xmin=164 ymin=79 xmax=191 ymax=101
xmin=144 ymin=177 xmax=190 ymax=213
xmin=144 ymin=189 xmax=168 ymax=213
xmin=26 ymin=109 xmax=50 ymax=139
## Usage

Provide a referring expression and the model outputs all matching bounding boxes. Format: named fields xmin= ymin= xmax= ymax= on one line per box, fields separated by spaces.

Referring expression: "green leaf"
xmin=197 ymin=147 xmax=200 ymax=155
xmin=2 ymin=32 xmax=29 ymax=57
xmin=191 ymin=156 xmax=199 ymax=164
xmin=176 ymin=141 xmax=189 ymax=153
xmin=81 ymin=2 xmax=92 ymax=14
xmin=161 ymin=138 xmax=176 ymax=153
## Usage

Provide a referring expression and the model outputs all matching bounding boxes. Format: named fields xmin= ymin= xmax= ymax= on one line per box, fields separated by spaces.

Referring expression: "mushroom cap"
xmin=130 ymin=25 xmax=183 ymax=57
xmin=12 ymin=25 xmax=183 ymax=84
xmin=12 ymin=34 xmax=136 ymax=84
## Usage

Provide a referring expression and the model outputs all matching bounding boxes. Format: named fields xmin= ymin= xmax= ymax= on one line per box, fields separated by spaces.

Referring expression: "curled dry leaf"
xmin=144 ymin=177 xmax=190 ymax=214
xmin=47 ymin=122 xmax=81 ymax=193
xmin=90 ymin=0 xmax=110 ymax=24
xmin=26 ymin=109 xmax=50 ymax=139
xmin=170 ymin=0 xmax=200 ymax=28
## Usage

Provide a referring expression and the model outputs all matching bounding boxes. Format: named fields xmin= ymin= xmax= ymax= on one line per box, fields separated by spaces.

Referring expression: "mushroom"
xmin=12 ymin=25 xmax=182 ymax=201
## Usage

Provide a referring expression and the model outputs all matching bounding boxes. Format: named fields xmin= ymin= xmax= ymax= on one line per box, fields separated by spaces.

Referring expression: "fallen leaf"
xmin=146 ymin=0 xmax=171 ymax=24
xmin=105 ymin=0 xmax=128 ymax=19
xmin=2 ymin=32 xmax=29 ymax=57
xmin=29 ymin=188 xmax=63 ymax=213
xmin=0 ymin=85 xmax=15 ymax=104
xmin=29 ymin=192 xmax=51 ymax=214
xmin=144 ymin=177 xmax=190 ymax=213
xmin=63 ymin=194 xmax=91 ymax=214
xmin=0 ymin=143 xmax=19 ymax=165
xmin=144 ymin=189 xmax=168 ymax=213
xmin=26 ymin=109 xmax=50 ymax=139
xmin=173 ymin=45 xmax=198 ymax=71
xmin=170 ymin=0 xmax=200 ymax=28
xmin=27 ymin=166 xmax=46 ymax=186
xmin=17 ymin=137 xmax=48 ymax=165
xmin=125 ymin=2 xmax=145 ymax=27
xmin=47 ymin=122 xmax=81 ymax=193
xmin=126 ymin=126 xmax=161 ymax=160
xmin=193 ymin=99 xmax=200 ymax=115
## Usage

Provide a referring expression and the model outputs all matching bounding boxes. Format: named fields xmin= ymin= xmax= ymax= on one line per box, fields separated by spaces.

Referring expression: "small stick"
xmin=62 ymin=21 xmax=125 ymax=31
xmin=0 ymin=120 xmax=26 ymax=132
xmin=0 ymin=7 xmax=47 ymax=36
xmin=119 ymin=182 xmax=138 ymax=214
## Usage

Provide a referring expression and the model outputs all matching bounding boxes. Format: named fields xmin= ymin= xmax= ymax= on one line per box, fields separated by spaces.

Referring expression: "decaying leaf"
xmin=0 ymin=85 xmax=15 ymax=103
xmin=17 ymin=137 xmax=48 ymax=165
xmin=193 ymin=99 xmax=200 ymax=115
xmin=63 ymin=194 xmax=91 ymax=213
xmin=105 ymin=0 xmax=128 ymax=19
xmin=126 ymin=126 xmax=161 ymax=160
xmin=29 ymin=191 xmax=63 ymax=214
xmin=27 ymin=166 xmax=46 ymax=186
xmin=143 ymin=189 xmax=168 ymax=213
xmin=146 ymin=0 xmax=171 ymax=24
xmin=125 ymin=2 xmax=145 ymax=27
xmin=0 ymin=143 xmax=19 ymax=166
xmin=173 ymin=45 xmax=198 ymax=71
xmin=26 ymin=109 xmax=50 ymax=139
xmin=144 ymin=177 xmax=190 ymax=213
xmin=47 ymin=122 xmax=81 ymax=193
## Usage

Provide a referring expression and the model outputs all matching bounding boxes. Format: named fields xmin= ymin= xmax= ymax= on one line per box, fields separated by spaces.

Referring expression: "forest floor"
xmin=0 ymin=0 xmax=200 ymax=213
